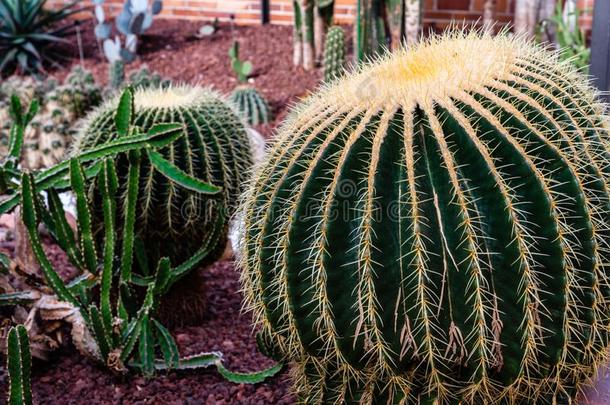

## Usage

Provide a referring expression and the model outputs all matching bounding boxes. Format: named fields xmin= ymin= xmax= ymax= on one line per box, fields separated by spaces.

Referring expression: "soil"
xmin=49 ymin=18 xmax=343 ymax=138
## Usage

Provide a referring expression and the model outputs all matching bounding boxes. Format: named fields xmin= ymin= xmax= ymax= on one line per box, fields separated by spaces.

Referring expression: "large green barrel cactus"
xmin=238 ymin=32 xmax=610 ymax=404
xmin=74 ymin=85 xmax=252 ymax=265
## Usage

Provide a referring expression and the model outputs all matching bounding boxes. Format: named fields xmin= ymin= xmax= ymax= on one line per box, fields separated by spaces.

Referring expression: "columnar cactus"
xmin=109 ymin=60 xmax=126 ymax=90
xmin=74 ymin=85 xmax=253 ymax=265
xmin=229 ymin=86 xmax=271 ymax=126
xmin=323 ymin=26 xmax=346 ymax=82
xmin=238 ymin=32 xmax=610 ymax=404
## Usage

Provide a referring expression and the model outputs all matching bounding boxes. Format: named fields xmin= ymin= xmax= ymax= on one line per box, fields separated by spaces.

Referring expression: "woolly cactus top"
xmin=313 ymin=31 xmax=602 ymax=111
xmin=133 ymin=86 xmax=210 ymax=109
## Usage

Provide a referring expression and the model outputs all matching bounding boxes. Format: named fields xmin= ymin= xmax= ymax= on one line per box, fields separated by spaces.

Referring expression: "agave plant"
xmin=0 ymin=0 xmax=83 ymax=75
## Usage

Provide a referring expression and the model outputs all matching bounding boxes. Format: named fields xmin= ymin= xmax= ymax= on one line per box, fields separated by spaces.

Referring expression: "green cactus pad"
xmin=74 ymin=85 xmax=253 ymax=266
xmin=238 ymin=31 xmax=610 ymax=404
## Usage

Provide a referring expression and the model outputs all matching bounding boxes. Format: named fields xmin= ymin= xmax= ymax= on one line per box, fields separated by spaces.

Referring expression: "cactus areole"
xmin=75 ymin=86 xmax=252 ymax=265
xmin=238 ymin=32 xmax=610 ymax=404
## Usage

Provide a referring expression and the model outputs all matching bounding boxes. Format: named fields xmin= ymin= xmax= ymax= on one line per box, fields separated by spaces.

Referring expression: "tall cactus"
xmin=73 ymin=85 xmax=252 ymax=266
xmin=323 ymin=25 xmax=346 ymax=82
xmin=238 ymin=32 xmax=610 ymax=404
xmin=356 ymin=0 xmax=422 ymax=62
xmin=293 ymin=0 xmax=315 ymax=70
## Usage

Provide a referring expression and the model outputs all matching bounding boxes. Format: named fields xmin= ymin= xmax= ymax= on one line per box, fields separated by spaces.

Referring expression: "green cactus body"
xmin=128 ymin=66 xmax=171 ymax=90
xmin=323 ymin=26 xmax=346 ymax=82
xmin=229 ymin=86 xmax=271 ymax=126
xmin=54 ymin=66 xmax=103 ymax=120
xmin=6 ymin=325 xmax=32 ymax=405
xmin=238 ymin=32 xmax=610 ymax=404
xmin=109 ymin=60 xmax=126 ymax=90
xmin=74 ymin=85 xmax=252 ymax=265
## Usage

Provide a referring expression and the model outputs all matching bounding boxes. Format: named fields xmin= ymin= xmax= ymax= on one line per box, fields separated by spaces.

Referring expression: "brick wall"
xmin=48 ymin=0 xmax=595 ymax=29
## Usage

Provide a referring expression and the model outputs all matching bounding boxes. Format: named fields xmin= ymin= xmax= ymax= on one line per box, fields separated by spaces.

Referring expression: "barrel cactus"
xmin=74 ymin=85 xmax=253 ymax=266
xmin=323 ymin=25 xmax=346 ymax=82
xmin=54 ymin=65 xmax=103 ymax=120
xmin=229 ymin=86 xmax=271 ymax=126
xmin=238 ymin=32 xmax=610 ymax=404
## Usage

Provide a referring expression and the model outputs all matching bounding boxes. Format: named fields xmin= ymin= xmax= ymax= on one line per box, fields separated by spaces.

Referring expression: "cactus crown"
xmin=238 ymin=31 xmax=610 ymax=404
xmin=75 ymin=85 xmax=252 ymax=265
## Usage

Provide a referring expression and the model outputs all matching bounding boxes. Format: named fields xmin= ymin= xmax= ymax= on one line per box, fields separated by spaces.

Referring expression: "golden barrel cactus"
xmin=238 ymin=32 xmax=610 ymax=404
xmin=74 ymin=85 xmax=253 ymax=265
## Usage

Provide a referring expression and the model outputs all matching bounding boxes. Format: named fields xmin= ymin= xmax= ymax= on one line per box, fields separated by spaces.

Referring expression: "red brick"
xmin=46 ymin=0 xmax=598 ymax=31
xmin=437 ymin=0 xmax=471 ymax=11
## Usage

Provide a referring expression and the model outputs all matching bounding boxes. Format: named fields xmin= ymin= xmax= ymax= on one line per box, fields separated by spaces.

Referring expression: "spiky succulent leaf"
xmin=20 ymin=172 xmax=79 ymax=308
xmin=99 ymin=159 xmax=118 ymax=334
xmin=217 ymin=361 xmax=284 ymax=384
xmin=119 ymin=150 xmax=140 ymax=282
xmin=70 ymin=159 xmax=98 ymax=274
xmin=0 ymin=0 xmax=82 ymax=74
xmin=0 ymin=121 xmax=183 ymax=215
xmin=152 ymin=319 xmax=179 ymax=368
xmin=238 ymin=32 xmax=610 ymax=404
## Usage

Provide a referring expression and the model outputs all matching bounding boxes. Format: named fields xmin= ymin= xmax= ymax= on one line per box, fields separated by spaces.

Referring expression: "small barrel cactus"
xmin=53 ymin=66 xmax=103 ymax=120
xmin=229 ymin=86 xmax=271 ymax=126
xmin=74 ymin=85 xmax=253 ymax=265
xmin=128 ymin=66 xmax=171 ymax=90
xmin=238 ymin=32 xmax=610 ymax=404
xmin=323 ymin=26 xmax=346 ymax=82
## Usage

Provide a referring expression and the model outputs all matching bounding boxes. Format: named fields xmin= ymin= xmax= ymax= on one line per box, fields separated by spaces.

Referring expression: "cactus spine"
xmin=323 ymin=26 xmax=346 ymax=82
xmin=238 ymin=32 xmax=610 ymax=404
xmin=229 ymin=86 xmax=271 ymax=126
xmin=74 ymin=85 xmax=252 ymax=265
